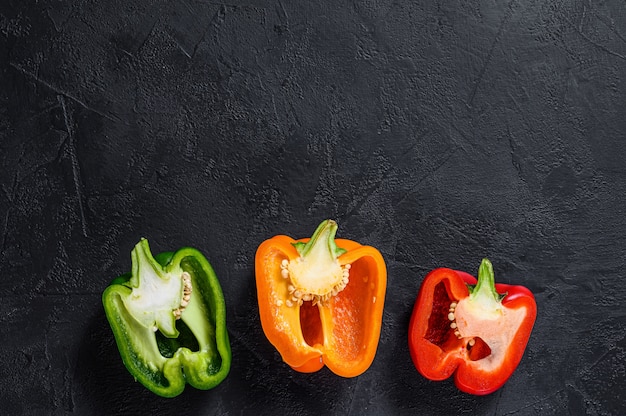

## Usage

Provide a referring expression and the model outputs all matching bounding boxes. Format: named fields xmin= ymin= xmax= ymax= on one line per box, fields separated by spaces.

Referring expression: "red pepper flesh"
xmin=408 ymin=259 xmax=536 ymax=395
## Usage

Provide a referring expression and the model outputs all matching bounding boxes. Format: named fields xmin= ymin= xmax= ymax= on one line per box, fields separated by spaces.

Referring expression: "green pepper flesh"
xmin=102 ymin=239 xmax=231 ymax=397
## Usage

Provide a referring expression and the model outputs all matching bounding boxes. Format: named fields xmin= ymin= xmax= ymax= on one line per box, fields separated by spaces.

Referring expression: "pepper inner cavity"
xmin=467 ymin=337 xmax=491 ymax=360
xmin=299 ymin=300 xmax=324 ymax=347
xmin=425 ymin=282 xmax=453 ymax=346
xmin=280 ymin=258 xmax=350 ymax=307
xmin=155 ymin=271 xmax=199 ymax=357
xmin=155 ymin=318 xmax=201 ymax=357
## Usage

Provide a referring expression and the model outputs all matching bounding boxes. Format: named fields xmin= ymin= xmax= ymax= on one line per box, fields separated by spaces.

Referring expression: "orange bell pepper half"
xmin=255 ymin=219 xmax=387 ymax=377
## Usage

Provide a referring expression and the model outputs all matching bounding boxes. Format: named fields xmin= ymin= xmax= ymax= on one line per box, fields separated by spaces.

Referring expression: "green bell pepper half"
xmin=102 ymin=238 xmax=231 ymax=397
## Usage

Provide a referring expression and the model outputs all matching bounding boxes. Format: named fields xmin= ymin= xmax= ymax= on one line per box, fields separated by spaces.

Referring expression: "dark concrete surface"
xmin=1 ymin=0 xmax=626 ymax=414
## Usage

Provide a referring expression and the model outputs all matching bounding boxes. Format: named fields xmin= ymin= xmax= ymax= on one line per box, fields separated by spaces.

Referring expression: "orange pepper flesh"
xmin=255 ymin=221 xmax=387 ymax=377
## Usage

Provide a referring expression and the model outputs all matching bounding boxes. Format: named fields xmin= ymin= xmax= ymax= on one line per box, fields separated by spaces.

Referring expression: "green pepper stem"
xmin=130 ymin=238 xmax=163 ymax=287
xmin=468 ymin=258 xmax=505 ymax=305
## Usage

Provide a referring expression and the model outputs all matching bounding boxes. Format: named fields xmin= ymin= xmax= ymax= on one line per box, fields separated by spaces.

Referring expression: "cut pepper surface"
xmin=102 ymin=239 xmax=231 ymax=397
xmin=408 ymin=259 xmax=536 ymax=395
xmin=255 ymin=220 xmax=387 ymax=377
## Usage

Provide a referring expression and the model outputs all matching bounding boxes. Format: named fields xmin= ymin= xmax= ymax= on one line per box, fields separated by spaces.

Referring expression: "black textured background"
xmin=1 ymin=0 xmax=625 ymax=415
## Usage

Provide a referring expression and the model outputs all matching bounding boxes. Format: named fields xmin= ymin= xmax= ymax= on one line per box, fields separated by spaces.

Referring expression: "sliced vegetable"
xmin=102 ymin=238 xmax=231 ymax=397
xmin=408 ymin=259 xmax=536 ymax=395
xmin=255 ymin=220 xmax=387 ymax=377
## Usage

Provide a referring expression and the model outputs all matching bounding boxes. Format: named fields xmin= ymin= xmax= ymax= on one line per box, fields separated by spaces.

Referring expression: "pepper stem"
xmin=467 ymin=258 xmax=506 ymax=307
xmin=283 ymin=220 xmax=350 ymax=305
xmin=292 ymin=220 xmax=347 ymax=260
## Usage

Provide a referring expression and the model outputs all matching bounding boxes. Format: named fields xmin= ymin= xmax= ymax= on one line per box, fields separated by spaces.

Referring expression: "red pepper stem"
xmin=468 ymin=258 xmax=505 ymax=304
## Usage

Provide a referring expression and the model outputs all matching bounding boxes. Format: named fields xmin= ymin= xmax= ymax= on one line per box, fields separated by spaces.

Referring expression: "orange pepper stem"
xmin=286 ymin=220 xmax=349 ymax=301
xmin=292 ymin=219 xmax=347 ymax=259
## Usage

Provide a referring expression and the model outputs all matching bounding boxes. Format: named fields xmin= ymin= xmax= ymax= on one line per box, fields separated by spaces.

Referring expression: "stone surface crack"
xmin=1 ymin=170 xmax=19 ymax=254
xmin=0 ymin=209 xmax=9 ymax=255
xmin=58 ymin=95 xmax=88 ymax=238
xmin=9 ymin=62 xmax=120 ymax=122
xmin=436 ymin=216 xmax=482 ymax=247
xmin=491 ymin=387 xmax=504 ymax=416
xmin=186 ymin=5 xmax=227 ymax=60
xmin=271 ymin=94 xmax=284 ymax=136
xmin=596 ymin=12 xmax=626 ymax=45
xmin=502 ymin=388 xmax=565 ymax=415
xmin=395 ymin=148 xmax=457 ymax=207
xmin=345 ymin=376 xmax=360 ymax=416
xmin=340 ymin=140 xmax=421 ymax=222
xmin=467 ymin=0 xmax=518 ymax=107
xmin=135 ymin=18 xmax=159 ymax=57
xmin=276 ymin=0 xmax=289 ymax=24
xmin=566 ymin=16 xmax=626 ymax=61
xmin=227 ymin=327 xmax=270 ymax=367
xmin=508 ymin=134 xmax=525 ymax=183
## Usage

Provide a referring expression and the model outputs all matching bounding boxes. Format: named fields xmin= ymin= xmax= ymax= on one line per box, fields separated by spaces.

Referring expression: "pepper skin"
xmin=408 ymin=259 xmax=536 ymax=395
xmin=102 ymin=239 xmax=231 ymax=397
xmin=255 ymin=220 xmax=387 ymax=377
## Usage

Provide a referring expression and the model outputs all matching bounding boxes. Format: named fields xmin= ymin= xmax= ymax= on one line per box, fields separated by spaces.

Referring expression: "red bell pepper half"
xmin=408 ymin=259 xmax=536 ymax=395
